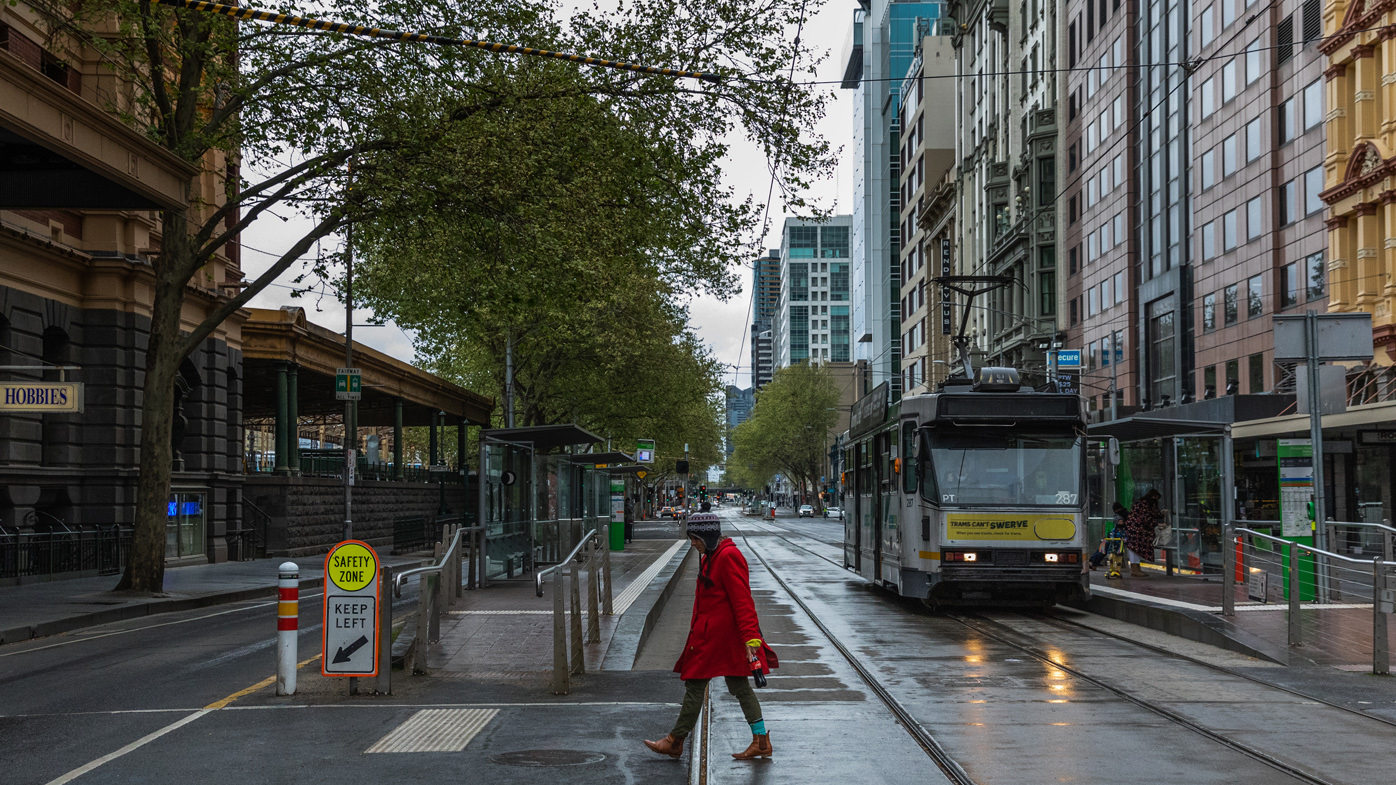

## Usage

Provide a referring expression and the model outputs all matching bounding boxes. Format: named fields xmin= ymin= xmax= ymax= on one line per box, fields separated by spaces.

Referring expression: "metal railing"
xmin=243 ymin=453 xmax=463 ymax=484
xmin=1229 ymin=527 xmax=1395 ymax=674
xmin=535 ymin=523 xmax=614 ymax=694
xmin=0 ymin=526 xmax=132 ymax=579
xmin=392 ymin=521 xmax=486 ymax=675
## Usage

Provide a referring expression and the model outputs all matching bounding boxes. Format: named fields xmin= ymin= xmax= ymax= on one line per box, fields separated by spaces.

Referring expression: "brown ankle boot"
xmin=644 ymin=734 xmax=685 ymax=759
xmin=1130 ymin=563 xmax=1148 ymax=578
xmin=732 ymin=733 xmax=773 ymax=760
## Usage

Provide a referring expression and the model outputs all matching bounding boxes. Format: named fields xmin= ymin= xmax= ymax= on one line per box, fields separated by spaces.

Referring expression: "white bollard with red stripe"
xmin=276 ymin=562 xmax=299 ymax=696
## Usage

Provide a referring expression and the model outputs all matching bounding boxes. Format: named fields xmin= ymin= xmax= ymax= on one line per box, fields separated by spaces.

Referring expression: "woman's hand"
xmin=746 ymin=643 xmax=761 ymax=662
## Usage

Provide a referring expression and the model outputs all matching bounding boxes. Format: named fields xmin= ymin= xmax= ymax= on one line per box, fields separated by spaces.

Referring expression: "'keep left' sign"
xmin=322 ymin=540 xmax=380 ymax=677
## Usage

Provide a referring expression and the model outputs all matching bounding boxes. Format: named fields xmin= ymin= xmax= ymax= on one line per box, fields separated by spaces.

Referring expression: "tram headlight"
xmin=963 ymin=552 xmax=977 ymax=562
xmin=944 ymin=551 xmax=983 ymax=562
xmin=1044 ymin=553 xmax=1059 ymax=563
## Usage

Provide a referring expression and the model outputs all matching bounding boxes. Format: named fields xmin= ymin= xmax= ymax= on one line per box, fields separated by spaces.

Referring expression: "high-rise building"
xmin=724 ymin=386 xmax=755 ymax=456
xmin=951 ymin=0 xmax=1060 ymax=382
xmin=752 ymin=249 xmax=781 ymax=323
xmin=843 ymin=0 xmax=945 ymax=401
xmin=751 ymin=319 xmax=775 ymax=389
xmin=899 ymin=35 xmax=955 ymax=395
xmin=1063 ymin=0 xmax=1327 ymax=415
xmin=774 ymin=217 xmax=852 ymax=369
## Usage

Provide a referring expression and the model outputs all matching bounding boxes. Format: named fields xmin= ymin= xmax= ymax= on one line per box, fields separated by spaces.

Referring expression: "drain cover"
xmin=489 ymin=750 xmax=607 ymax=767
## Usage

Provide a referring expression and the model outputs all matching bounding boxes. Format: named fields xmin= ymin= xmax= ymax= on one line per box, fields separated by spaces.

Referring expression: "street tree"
xmin=730 ymin=363 xmax=840 ymax=505
xmin=37 ymin=0 xmax=827 ymax=593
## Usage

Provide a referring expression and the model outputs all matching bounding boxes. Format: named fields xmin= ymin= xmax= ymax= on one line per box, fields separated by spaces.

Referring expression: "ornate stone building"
xmin=1319 ymin=0 xmax=1396 ymax=358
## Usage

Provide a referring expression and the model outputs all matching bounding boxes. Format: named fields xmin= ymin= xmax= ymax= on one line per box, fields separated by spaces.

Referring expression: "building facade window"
xmin=1248 ymin=275 xmax=1264 ymax=317
xmin=1203 ymin=293 xmax=1217 ymax=332
xmin=1307 ymin=251 xmax=1325 ymax=300
xmin=1148 ymin=302 xmax=1176 ymax=405
xmin=1281 ymin=180 xmax=1297 ymax=224
xmin=1224 ymin=284 xmax=1239 ymax=324
xmin=1223 ymin=210 xmax=1238 ymax=250
xmin=1247 ymin=196 xmax=1263 ymax=240
xmin=1303 ymin=79 xmax=1323 ymax=131
xmin=1249 ymin=352 xmax=1265 ymax=393
xmin=1305 ymin=167 xmax=1324 ymax=214
xmin=1246 ymin=117 xmax=1262 ymax=161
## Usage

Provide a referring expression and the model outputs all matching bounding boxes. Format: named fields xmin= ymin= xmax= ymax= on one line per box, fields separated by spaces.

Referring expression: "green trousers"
xmin=671 ymin=676 xmax=762 ymax=739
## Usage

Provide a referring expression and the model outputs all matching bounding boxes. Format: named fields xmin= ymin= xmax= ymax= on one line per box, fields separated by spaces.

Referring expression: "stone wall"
xmin=242 ymin=475 xmax=472 ymax=557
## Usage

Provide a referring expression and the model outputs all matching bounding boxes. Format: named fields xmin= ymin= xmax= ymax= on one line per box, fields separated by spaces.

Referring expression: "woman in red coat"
xmin=644 ymin=507 xmax=777 ymax=760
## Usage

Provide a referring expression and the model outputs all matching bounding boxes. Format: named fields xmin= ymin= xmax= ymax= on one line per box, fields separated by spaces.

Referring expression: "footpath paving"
xmin=0 ymin=549 xmax=421 ymax=646
xmin=1084 ymin=565 xmax=1396 ymax=669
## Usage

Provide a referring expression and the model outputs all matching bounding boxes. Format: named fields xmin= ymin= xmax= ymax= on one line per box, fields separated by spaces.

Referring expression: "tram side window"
xmin=902 ymin=423 xmax=919 ymax=494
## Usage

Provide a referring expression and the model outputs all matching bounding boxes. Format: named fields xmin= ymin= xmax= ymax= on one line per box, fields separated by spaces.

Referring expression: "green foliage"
xmin=729 ymin=363 xmax=839 ymax=494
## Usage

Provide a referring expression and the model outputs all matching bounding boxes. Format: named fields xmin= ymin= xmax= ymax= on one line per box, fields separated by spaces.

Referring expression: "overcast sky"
xmin=242 ymin=3 xmax=851 ymax=390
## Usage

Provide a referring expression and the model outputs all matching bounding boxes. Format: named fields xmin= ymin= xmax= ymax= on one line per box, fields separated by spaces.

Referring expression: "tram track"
xmin=946 ymin=611 xmax=1348 ymax=785
xmin=730 ymin=523 xmax=978 ymax=785
xmin=1035 ymin=610 xmax=1396 ymax=730
xmin=729 ymin=514 xmax=1373 ymax=785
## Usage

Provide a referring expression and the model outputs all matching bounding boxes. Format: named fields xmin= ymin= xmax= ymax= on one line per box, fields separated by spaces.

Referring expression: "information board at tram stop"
xmin=322 ymin=540 xmax=380 ymax=677
xmin=636 ymin=438 xmax=655 ymax=463
xmin=335 ymin=368 xmax=362 ymax=401
xmin=1276 ymin=439 xmax=1314 ymax=539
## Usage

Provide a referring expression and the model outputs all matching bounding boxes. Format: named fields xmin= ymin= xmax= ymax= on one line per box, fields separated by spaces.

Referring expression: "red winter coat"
xmin=674 ymin=538 xmax=778 ymax=680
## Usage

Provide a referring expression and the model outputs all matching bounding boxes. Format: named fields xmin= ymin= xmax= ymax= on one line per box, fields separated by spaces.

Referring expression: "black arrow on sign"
xmin=333 ymin=635 xmax=369 ymax=664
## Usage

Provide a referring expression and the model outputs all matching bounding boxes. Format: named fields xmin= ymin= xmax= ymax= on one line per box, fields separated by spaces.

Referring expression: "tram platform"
xmin=1082 ymin=567 xmax=1396 ymax=669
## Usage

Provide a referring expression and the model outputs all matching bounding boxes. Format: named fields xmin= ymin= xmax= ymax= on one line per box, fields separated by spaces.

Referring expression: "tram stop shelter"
xmin=240 ymin=307 xmax=494 ymax=556
xmin=1087 ymin=395 xmax=1293 ymax=575
xmin=479 ymin=425 xmax=626 ymax=582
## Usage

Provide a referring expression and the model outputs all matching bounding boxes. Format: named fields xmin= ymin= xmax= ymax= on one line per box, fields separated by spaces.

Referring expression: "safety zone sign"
xmin=322 ymin=540 xmax=380 ymax=677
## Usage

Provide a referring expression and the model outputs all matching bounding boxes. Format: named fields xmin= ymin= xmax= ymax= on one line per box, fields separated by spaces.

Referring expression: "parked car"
xmin=798 ymin=504 xmax=814 ymax=518
xmin=823 ymin=506 xmax=843 ymax=519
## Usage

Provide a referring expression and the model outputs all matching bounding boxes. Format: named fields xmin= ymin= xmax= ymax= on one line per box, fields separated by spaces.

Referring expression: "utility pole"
xmin=343 ymin=209 xmax=354 ymax=543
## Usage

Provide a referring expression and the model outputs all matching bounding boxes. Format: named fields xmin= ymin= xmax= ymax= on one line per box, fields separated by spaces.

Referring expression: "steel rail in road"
xmin=729 ymin=521 xmax=978 ymax=785
xmin=947 ymin=612 xmax=1346 ymax=785
xmin=1037 ymin=611 xmax=1396 ymax=731
xmin=157 ymin=0 xmax=721 ymax=83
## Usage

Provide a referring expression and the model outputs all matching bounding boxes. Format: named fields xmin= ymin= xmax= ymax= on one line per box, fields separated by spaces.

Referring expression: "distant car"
xmin=660 ymin=506 xmax=675 ymax=518
xmin=823 ymin=506 xmax=843 ymax=519
xmin=799 ymin=504 xmax=814 ymax=518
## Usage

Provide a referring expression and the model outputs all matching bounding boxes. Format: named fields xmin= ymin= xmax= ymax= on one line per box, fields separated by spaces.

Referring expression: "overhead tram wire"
xmin=968 ymin=0 xmax=1280 ymax=276
xmin=731 ymin=0 xmax=810 ymax=387
xmin=766 ymin=18 xmax=1396 ymax=87
xmin=158 ymin=0 xmax=721 ymax=83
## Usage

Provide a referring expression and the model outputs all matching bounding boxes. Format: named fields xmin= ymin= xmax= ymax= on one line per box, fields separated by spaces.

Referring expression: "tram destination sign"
xmin=850 ymin=382 xmax=889 ymax=438
xmin=0 ymin=382 xmax=83 ymax=413
xmin=322 ymin=540 xmax=381 ymax=677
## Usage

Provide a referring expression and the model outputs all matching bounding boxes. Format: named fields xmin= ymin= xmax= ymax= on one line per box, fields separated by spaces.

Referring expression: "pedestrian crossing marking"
xmin=365 ymin=708 xmax=498 ymax=753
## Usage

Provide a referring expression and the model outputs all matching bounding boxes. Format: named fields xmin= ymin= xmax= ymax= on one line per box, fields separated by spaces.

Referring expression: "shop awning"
xmin=482 ymin=424 xmax=604 ymax=452
xmin=1088 ymin=416 xmax=1228 ymax=442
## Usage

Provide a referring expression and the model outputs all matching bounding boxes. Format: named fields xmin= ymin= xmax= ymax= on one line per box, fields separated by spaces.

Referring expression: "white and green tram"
xmin=842 ymin=368 xmax=1091 ymax=606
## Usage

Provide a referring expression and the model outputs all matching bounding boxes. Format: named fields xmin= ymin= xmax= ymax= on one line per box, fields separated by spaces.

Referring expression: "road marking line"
xmin=366 ymin=708 xmax=499 ymax=753
xmin=611 ymin=539 xmax=685 ymax=615
xmin=204 ymin=655 xmax=320 ymax=709
xmin=0 ymin=592 xmax=327 ymax=658
xmin=43 ymin=710 xmax=211 ymax=785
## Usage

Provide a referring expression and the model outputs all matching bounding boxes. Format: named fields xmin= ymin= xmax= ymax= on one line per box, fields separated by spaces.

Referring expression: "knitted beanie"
xmin=685 ymin=512 xmax=722 ymax=552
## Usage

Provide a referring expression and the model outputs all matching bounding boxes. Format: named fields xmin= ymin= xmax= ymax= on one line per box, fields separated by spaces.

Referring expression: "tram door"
xmin=858 ymin=441 xmax=877 ymax=580
xmin=846 ymin=444 xmax=861 ymax=571
xmin=871 ymin=431 xmax=887 ymax=581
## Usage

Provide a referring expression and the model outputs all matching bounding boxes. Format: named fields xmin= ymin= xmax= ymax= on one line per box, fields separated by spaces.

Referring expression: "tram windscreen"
xmin=921 ymin=433 xmax=1083 ymax=507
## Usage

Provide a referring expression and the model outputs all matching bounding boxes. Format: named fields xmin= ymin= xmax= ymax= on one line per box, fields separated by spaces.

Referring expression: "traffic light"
xmin=699 ymin=485 xmax=708 ymax=500
xmin=678 ymin=486 xmax=685 ymax=498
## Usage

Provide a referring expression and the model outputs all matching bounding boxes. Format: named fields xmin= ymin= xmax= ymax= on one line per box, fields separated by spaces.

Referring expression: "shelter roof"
xmin=240 ymin=307 xmax=492 ymax=426
xmin=1087 ymin=416 xmax=1228 ymax=442
xmin=482 ymin=424 xmax=604 ymax=452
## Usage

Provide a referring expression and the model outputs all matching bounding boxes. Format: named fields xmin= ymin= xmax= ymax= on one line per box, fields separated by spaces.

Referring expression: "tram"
xmin=841 ymin=367 xmax=1089 ymax=606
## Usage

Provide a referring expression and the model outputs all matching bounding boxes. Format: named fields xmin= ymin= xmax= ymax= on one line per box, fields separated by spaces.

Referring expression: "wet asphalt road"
xmin=8 ymin=510 xmax=1396 ymax=785
xmin=717 ymin=509 xmax=1396 ymax=785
